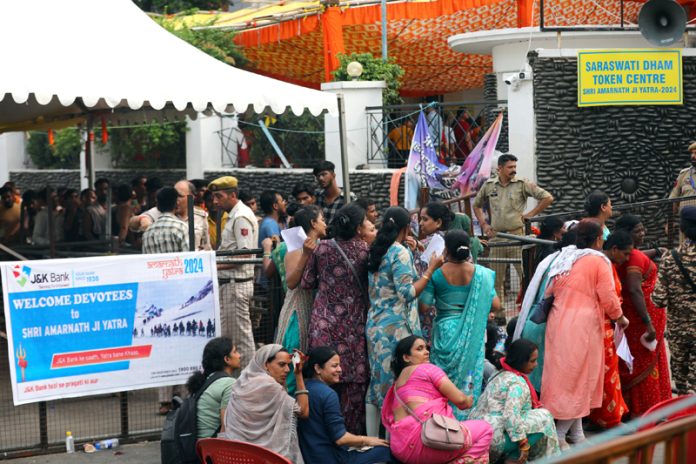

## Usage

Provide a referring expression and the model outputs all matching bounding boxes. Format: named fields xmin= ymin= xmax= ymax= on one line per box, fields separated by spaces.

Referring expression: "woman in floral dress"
xmin=301 ymin=203 xmax=371 ymax=434
xmin=469 ymin=339 xmax=560 ymax=462
xmin=365 ymin=206 xmax=443 ymax=436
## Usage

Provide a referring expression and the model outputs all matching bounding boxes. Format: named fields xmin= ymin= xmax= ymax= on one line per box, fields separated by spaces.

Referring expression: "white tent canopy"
xmin=0 ymin=0 xmax=337 ymax=133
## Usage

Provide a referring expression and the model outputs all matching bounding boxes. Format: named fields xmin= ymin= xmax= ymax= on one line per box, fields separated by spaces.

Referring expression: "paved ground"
xmin=7 ymin=441 xmax=160 ymax=464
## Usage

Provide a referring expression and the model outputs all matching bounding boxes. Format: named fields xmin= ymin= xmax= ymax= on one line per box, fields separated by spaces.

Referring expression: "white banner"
xmin=1 ymin=251 xmax=220 ymax=405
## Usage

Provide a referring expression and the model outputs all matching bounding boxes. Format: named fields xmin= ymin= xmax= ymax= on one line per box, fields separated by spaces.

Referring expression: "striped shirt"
xmin=142 ymin=213 xmax=189 ymax=254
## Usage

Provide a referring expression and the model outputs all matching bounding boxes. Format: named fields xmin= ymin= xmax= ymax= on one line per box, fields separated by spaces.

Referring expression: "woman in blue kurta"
xmin=365 ymin=207 xmax=443 ymax=436
xmin=299 ymin=346 xmax=391 ymax=464
xmin=419 ymin=230 xmax=500 ymax=418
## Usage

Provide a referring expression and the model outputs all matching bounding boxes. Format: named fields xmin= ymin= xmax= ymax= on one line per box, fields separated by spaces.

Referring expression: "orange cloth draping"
xmin=235 ymin=0 xmax=507 ymax=47
xmin=322 ymin=6 xmax=346 ymax=82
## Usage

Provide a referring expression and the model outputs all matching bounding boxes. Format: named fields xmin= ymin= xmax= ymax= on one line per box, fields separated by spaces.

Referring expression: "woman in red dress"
xmin=587 ymin=231 xmax=631 ymax=429
xmin=615 ymin=215 xmax=672 ymax=417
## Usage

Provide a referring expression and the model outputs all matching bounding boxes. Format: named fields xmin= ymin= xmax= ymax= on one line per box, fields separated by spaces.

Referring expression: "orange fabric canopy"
xmin=209 ymin=0 xmax=682 ymax=96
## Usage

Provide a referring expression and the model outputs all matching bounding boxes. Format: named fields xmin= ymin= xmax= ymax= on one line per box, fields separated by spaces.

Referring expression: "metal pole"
xmin=215 ymin=207 xmax=222 ymax=250
xmin=539 ymin=0 xmax=544 ymax=30
xmin=381 ymin=0 xmax=388 ymax=60
xmin=337 ymin=94 xmax=351 ymax=202
xmin=85 ymin=116 xmax=95 ymax=188
xmin=47 ymin=187 xmax=56 ymax=259
xmin=187 ymin=195 xmax=195 ymax=252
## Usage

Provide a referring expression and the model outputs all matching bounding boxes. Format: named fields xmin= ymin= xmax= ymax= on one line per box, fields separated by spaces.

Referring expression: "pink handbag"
xmin=394 ymin=388 xmax=469 ymax=451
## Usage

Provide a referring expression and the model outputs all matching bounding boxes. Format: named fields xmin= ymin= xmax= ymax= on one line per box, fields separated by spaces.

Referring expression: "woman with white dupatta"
xmin=222 ymin=344 xmax=309 ymax=463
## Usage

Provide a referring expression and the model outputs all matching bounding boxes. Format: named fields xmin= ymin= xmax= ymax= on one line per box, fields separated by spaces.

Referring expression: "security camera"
xmin=518 ymin=71 xmax=532 ymax=81
xmin=504 ymin=74 xmax=520 ymax=86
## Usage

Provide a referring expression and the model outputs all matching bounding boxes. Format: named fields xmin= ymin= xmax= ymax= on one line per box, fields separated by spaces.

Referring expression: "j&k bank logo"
xmin=12 ymin=265 xmax=31 ymax=287
xmin=11 ymin=265 xmax=70 ymax=290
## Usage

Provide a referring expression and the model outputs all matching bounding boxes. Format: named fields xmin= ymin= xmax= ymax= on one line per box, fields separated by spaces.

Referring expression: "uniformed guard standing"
xmin=209 ymin=176 xmax=258 ymax=370
xmin=652 ymin=206 xmax=696 ymax=394
xmin=473 ymin=154 xmax=554 ymax=324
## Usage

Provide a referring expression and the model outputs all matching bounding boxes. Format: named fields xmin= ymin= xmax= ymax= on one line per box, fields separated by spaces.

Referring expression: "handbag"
xmin=528 ymin=256 xmax=558 ymax=324
xmin=529 ymin=296 xmax=555 ymax=324
xmin=393 ymin=387 xmax=469 ymax=451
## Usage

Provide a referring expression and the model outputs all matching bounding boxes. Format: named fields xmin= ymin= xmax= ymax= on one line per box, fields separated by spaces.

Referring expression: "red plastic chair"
xmin=196 ymin=438 xmax=293 ymax=464
xmin=636 ymin=395 xmax=696 ymax=463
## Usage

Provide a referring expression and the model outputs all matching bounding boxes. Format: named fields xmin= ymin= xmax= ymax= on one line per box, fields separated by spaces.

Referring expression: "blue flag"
xmin=404 ymin=110 xmax=447 ymax=209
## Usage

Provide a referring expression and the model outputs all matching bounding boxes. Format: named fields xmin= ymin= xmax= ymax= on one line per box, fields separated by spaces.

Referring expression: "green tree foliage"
xmin=108 ymin=121 xmax=187 ymax=169
xmin=133 ymin=0 xmax=230 ymax=14
xmin=332 ymin=52 xmax=405 ymax=106
xmin=26 ymin=129 xmax=82 ymax=169
xmin=155 ymin=16 xmax=247 ymax=67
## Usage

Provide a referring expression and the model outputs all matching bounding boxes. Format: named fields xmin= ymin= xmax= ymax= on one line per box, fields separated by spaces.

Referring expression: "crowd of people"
xmin=174 ymin=148 xmax=693 ymax=463
xmin=2 ymin=143 xmax=695 ymax=463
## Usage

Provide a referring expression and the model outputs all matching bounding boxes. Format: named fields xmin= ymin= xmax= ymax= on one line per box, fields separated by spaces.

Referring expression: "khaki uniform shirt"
xmin=218 ymin=201 xmax=258 ymax=280
xmin=473 ymin=176 xmax=551 ymax=233
xmin=669 ymin=167 xmax=696 ymax=209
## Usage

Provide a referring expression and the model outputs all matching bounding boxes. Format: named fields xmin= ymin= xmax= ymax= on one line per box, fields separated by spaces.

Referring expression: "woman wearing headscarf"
xmin=615 ymin=214 xmax=672 ymax=416
xmin=540 ymin=220 xmax=628 ymax=447
xmin=222 ymin=344 xmax=308 ymax=463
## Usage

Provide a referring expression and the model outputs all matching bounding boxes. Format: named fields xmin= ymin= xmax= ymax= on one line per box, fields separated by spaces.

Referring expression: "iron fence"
xmin=0 ymin=245 xmax=281 ymax=458
xmin=365 ymin=100 xmax=508 ymax=168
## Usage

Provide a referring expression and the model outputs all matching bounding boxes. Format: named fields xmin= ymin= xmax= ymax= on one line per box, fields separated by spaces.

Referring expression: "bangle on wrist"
xmin=263 ymin=252 xmax=271 ymax=258
xmin=422 ymin=273 xmax=431 ymax=281
xmin=295 ymin=389 xmax=309 ymax=395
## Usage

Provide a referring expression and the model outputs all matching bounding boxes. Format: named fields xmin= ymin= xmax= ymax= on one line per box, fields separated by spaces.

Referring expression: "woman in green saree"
xmin=419 ymin=230 xmax=500 ymax=418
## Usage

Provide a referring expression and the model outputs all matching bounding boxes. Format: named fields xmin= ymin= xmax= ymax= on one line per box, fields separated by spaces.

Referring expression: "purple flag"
xmin=404 ymin=111 xmax=447 ymax=209
xmin=453 ymin=112 xmax=503 ymax=195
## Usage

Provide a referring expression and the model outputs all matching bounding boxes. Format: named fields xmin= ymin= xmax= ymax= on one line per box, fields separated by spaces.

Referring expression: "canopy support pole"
xmin=381 ymin=0 xmax=388 ymax=60
xmin=84 ymin=115 xmax=95 ymax=188
xmin=337 ymin=94 xmax=351 ymax=202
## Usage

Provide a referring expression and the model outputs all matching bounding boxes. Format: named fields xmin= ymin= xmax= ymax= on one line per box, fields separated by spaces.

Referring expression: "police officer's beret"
xmin=681 ymin=205 xmax=696 ymax=222
xmin=689 ymin=141 xmax=696 ymax=152
xmin=208 ymin=176 xmax=238 ymax=192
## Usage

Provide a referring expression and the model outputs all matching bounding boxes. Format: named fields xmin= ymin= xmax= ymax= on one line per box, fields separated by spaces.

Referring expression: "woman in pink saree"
xmin=381 ymin=335 xmax=493 ymax=464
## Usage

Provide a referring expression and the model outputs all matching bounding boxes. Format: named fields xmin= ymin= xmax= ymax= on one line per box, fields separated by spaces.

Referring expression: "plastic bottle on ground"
xmin=65 ymin=431 xmax=75 ymax=453
xmin=94 ymin=438 xmax=120 ymax=450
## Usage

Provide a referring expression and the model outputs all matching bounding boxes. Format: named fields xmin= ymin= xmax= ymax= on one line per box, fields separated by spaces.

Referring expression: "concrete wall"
xmin=532 ymin=54 xmax=696 ymax=241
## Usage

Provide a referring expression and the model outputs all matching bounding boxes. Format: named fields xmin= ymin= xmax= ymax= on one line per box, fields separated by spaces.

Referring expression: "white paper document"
xmin=614 ymin=325 xmax=634 ymax=374
xmin=420 ymin=234 xmax=445 ymax=264
xmin=281 ymin=226 xmax=307 ymax=253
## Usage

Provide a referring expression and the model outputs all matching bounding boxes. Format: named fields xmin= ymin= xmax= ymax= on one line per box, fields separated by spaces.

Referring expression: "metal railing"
xmin=365 ymin=100 xmax=507 ymax=167
xmin=544 ymin=395 xmax=696 ymax=464
xmin=0 ymin=246 xmax=282 ymax=458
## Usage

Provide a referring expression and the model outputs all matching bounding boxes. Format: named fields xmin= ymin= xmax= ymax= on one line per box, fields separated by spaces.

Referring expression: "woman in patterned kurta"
xmin=301 ymin=203 xmax=371 ymax=434
xmin=365 ymin=207 xmax=443 ymax=433
xmin=470 ymin=339 xmax=560 ymax=462
xmin=616 ymin=216 xmax=672 ymax=416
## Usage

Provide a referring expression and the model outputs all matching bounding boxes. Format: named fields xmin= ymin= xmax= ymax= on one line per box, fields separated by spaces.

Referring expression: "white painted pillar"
xmin=321 ymin=81 xmax=386 ymax=186
xmin=504 ymin=77 xmax=536 ymax=184
xmin=0 ymin=132 xmax=27 ymax=184
xmin=186 ymin=114 xmax=238 ymax=179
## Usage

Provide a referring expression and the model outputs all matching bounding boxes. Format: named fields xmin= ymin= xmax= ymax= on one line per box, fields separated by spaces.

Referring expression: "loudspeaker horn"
xmin=638 ymin=0 xmax=687 ymax=46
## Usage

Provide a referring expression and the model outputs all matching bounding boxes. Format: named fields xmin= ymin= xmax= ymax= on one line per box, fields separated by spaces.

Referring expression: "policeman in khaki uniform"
xmin=473 ymin=154 xmax=553 ymax=323
xmin=209 ymin=176 xmax=258 ymax=370
xmin=669 ymin=142 xmax=696 ymax=206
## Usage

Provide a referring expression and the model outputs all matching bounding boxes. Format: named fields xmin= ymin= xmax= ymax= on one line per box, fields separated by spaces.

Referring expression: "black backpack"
xmin=161 ymin=371 xmax=230 ymax=464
